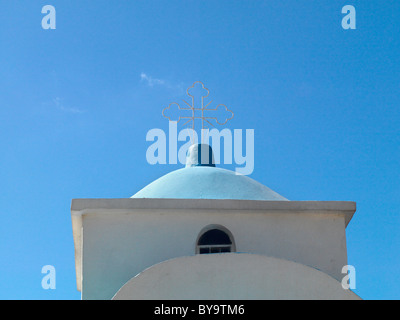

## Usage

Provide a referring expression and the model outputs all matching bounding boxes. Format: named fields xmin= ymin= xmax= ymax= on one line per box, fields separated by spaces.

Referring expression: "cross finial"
xmin=162 ymin=81 xmax=234 ymax=142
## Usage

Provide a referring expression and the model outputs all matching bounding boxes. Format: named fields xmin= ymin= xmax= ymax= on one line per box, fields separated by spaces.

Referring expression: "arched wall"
xmin=113 ymin=254 xmax=361 ymax=300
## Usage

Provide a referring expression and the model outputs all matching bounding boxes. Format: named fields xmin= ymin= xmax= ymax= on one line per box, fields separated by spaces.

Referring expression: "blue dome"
xmin=132 ymin=166 xmax=288 ymax=201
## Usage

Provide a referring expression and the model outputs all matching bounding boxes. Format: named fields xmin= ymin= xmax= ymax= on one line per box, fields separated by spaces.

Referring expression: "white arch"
xmin=112 ymin=254 xmax=361 ymax=300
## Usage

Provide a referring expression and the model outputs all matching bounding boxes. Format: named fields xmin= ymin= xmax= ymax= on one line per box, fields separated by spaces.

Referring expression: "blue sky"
xmin=0 ymin=1 xmax=399 ymax=299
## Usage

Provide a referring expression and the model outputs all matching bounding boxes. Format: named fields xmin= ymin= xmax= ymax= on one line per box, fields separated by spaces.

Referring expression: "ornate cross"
xmin=162 ymin=81 xmax=234 ymax=141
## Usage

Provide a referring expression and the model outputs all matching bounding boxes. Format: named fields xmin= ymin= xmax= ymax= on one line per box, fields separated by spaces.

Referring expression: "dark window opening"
xmin=197 ymin=228 xmax=233 ymax=254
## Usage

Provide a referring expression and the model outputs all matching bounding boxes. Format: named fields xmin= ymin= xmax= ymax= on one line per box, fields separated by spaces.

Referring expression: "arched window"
xmin=196 ymin=225 xmax=235 ymax=254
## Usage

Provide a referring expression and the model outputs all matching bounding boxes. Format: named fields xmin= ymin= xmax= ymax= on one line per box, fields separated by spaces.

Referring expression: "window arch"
xmin=196 ymin=225 xmax=235 ymax=254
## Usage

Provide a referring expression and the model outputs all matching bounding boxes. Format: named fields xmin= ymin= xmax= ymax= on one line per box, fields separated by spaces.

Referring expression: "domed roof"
xmin=131 ymin=166 xmax=288 ymax=201
xmin=132 ymin=144 xmax=287 ymax=201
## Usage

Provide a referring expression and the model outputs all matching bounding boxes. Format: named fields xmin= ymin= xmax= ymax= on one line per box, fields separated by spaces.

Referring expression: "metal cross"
xmin=162 ymin=81 xmax=234 ymax=138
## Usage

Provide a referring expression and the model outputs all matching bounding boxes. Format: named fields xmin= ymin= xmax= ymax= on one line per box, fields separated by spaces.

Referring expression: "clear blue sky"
xmin=0 ymin=0 xmax=399 ymax=300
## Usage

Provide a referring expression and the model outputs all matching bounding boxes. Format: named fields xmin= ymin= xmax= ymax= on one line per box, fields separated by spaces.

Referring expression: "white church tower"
xmin=71 ymin=143 xmax=360 ymax=300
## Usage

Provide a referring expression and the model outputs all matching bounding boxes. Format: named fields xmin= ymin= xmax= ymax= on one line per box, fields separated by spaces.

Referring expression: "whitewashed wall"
xmin=80 ymin=208 xmax=348 ymax=300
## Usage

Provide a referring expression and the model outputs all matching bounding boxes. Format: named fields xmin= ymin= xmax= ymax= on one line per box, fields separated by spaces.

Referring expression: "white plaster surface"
xmin=71 ymin=199 xmax=355 ymax=300
xmin=113 ymin=254 xmax=361 ymax=300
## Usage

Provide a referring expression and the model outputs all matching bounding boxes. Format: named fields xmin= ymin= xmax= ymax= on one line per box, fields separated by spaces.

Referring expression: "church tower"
xmin=71 ymin=143 xmax=360 ymax=300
